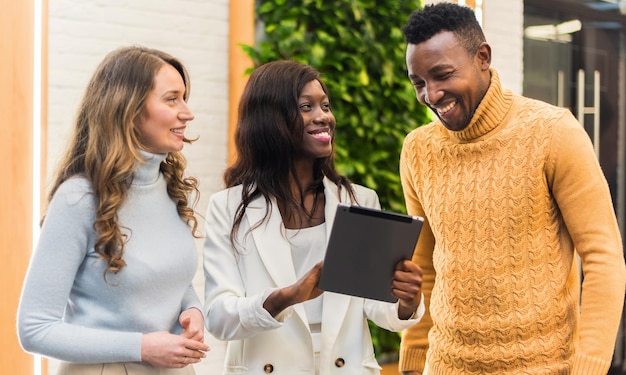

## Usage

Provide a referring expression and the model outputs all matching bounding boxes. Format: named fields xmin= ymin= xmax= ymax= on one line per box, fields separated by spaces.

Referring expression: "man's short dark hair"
xmin=402 ymin=2 xmax=486 ymax=54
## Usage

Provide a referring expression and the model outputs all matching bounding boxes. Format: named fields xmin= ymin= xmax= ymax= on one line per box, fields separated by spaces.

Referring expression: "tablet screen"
xmin=318 ymin=204 xmax=424 ymax=302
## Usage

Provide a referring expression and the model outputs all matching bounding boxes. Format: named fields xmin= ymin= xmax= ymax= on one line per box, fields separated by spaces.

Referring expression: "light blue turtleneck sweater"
xmin=17 ymin=151 xmax=201 ymax=363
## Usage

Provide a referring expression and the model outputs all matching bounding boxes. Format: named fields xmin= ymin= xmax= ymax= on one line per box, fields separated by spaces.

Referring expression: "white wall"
xmin=47 ymin=0 xmax=230 ymax=203
xmin=46 ymin=0 xmax=230 ymax=372
xmin=482 ymin=0 xmax=524 ymax=94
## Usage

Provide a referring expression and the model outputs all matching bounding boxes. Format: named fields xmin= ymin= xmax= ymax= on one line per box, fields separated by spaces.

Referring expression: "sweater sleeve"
xmin=398 ymin=133 xmax=437 ymax=373
xmin=181 ymin=284 xmax=202 ymax=312
xmin=16 ymin=179 xmax=142 ymax=363
xmin=546 ymin=112 xmax=626 ymax=375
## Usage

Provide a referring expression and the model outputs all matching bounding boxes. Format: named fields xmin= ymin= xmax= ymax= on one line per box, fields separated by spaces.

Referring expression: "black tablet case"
xmin=318 ymin=203 xmax=424 ymax=303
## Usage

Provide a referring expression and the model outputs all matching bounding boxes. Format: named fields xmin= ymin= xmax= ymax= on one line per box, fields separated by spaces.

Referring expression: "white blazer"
xmin=203 ymin=178 xmax=423 ymax=375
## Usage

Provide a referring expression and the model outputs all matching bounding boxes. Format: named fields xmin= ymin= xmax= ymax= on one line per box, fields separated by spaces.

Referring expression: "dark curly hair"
xmin=402 ymin=2 xmax=486 ymax=55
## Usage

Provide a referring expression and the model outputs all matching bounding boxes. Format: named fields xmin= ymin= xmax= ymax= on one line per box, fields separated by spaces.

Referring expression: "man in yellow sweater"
xmin=398 ymin=3 xmax=626 ymax=375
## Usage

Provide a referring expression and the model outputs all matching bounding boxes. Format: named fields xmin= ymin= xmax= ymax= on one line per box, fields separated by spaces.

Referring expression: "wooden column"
xmin=228 ymin=0 xmax=255 ymax=165
xmin=0 ymin=0 xmax=47 ymax=373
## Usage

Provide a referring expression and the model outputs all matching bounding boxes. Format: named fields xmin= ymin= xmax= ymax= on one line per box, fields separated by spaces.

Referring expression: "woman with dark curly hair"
xmin=202 ymin=60 xmax=424 ymax=374
xmin=18 ymin=46 xmax=209 ymax=374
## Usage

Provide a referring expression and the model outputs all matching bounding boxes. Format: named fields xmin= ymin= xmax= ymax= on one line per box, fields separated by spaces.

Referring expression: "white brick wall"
xmin=46 ymin=0 xmax=229 ymax=373
xmin=47 ymin=0 xmax=229 ymax=203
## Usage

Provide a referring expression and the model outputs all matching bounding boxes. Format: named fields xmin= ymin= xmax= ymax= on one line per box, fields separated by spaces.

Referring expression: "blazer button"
xmin=334 ymin=358 xmax=345 ymax=368
xmin=263 ymin=363 xmax=274 ymax=373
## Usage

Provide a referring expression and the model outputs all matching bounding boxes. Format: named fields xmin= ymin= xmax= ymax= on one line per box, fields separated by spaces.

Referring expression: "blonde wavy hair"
xmin=47 ymin=46 xmax=199 ymax=277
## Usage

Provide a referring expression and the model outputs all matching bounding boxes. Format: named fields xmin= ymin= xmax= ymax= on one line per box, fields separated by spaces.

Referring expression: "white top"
xmin=287 ymin=223 xmax=326 ymax=352
xmin=287 ymin=223 xmax=326 ymax=326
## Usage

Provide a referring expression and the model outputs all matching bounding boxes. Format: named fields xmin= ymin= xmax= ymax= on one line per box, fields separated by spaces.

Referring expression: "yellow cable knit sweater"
xmin=399 ymin=68 xmax=625 ymax=375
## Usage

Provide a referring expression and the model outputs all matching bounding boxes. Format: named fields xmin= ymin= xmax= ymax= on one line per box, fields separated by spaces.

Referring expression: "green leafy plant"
xmin=241 ymin=0 xmax=430 ymax=361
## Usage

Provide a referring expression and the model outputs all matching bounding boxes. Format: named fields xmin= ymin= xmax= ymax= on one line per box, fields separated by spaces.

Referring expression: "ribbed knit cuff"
xmin=398 ymin=346 xmax=428 ymax=372
xmin=572 ymin=353 xmax=610 ymax=375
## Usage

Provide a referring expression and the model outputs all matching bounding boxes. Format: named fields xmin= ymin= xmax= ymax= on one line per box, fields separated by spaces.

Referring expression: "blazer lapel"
xmin=323 ymin=177 xmax=346 ymax=232
xmin=321 ymin=178 xmax=352 ymax=343
xmin=246 ymin=197 xmax=298 ymax=288
xmin=245 ymin=196 xmax=310 ymax=328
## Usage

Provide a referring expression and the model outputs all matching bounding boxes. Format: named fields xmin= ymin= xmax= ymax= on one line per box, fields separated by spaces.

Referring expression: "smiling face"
xmin=406 ymin=31 xmax=491 ymax=131
xmin=134 ymin=63 xmax=194 ymax=154
xmin=296 ymin=79 xmax=335 ymax=161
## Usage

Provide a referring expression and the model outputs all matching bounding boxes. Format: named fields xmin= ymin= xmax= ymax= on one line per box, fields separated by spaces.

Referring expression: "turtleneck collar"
xmin=449 ymin=67 xmax=513 ymax=142
xmin=133 ymin=150 xmax=166 ymax=186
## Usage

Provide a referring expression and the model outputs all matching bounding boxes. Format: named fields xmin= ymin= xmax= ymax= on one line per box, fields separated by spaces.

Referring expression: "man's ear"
xmin=476 ymin=42 xmax=492 ymax=71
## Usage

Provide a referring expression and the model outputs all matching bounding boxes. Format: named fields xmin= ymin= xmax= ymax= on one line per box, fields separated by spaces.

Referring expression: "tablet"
xmin=318 ymin=203 xmax=424 ymax=303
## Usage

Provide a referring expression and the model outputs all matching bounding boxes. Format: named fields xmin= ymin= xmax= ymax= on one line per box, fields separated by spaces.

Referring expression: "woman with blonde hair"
xmin=17 ymin=46 xmax=209 ymax=374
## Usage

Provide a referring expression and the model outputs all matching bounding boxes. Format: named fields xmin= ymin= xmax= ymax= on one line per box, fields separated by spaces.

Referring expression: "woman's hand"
xmin=263 ymin=261 xmax=324 ymax=317
xmin=141 ymin=331 xmax=209 ymax=368
xmin=392 ymin=259 xmax=423 ymax=319
xmin=179 ymin=307 xmax=205 ymax=342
